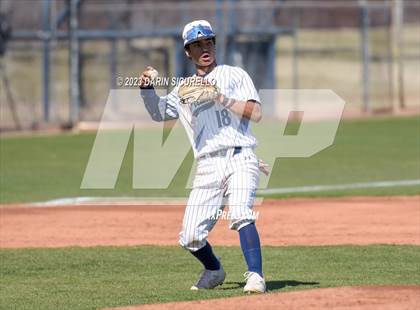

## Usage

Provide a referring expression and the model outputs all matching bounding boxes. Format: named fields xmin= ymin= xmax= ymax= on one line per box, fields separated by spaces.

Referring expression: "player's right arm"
xmin=139 ymin=66 xmax=179 ymax=122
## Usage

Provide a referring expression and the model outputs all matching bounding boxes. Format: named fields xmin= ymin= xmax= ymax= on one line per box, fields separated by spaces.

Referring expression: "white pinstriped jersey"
xmin=158 ymin=65 xmax=260 ymax=158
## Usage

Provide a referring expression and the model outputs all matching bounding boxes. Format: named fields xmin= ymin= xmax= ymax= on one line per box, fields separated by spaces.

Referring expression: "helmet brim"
xmin=184 ymin=35 xmax=216 ymax=47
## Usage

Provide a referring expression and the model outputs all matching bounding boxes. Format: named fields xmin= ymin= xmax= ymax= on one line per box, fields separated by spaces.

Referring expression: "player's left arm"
xmin=216 ymin=95 xmax=262 ymax=122
xmin=215 ymin=68 xmax=262 ymax=122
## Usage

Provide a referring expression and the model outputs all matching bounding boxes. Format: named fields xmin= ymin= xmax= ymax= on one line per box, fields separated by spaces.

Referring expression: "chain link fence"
xmin=0 ymin=0 xmax=419 ymax=131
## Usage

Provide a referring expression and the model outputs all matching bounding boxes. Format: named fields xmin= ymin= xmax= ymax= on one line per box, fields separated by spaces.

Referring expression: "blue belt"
xmin=199 ymin=146 xmax=242 ymax=160
xmin=233 ymin=146 xmax=242 ymax=155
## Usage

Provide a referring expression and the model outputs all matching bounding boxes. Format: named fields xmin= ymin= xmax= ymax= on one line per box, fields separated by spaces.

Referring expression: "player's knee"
xmin=228 ymin=205 xmax=257 ymax=231
xmin=178 ymin=231 xmax=207 ymax=252
xmin=230 ymin=218 xmax=255 ymax=231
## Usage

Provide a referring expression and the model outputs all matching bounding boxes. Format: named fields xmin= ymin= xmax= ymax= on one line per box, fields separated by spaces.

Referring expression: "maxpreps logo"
xmin=81 ymin=89 xmax=345 ymax=190
xmin=209 ymin=210 xmax=260 ymax=220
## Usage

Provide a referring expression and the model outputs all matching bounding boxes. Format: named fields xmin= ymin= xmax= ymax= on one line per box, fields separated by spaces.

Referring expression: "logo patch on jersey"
xmin=192 ymin=101 xmax=215 ymax=117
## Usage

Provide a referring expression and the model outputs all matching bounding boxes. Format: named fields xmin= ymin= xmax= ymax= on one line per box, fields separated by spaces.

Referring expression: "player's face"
xmin=187 ymin=38 xmax=216 ymax=67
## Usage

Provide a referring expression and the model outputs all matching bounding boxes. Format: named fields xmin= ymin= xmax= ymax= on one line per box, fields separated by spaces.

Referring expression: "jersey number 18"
xmin=215 ymin=109 xmax=231 ymax=128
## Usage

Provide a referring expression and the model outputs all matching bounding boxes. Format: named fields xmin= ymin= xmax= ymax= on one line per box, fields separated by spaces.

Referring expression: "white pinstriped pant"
xmin=179 ymin=147 xmax=260 ymax=252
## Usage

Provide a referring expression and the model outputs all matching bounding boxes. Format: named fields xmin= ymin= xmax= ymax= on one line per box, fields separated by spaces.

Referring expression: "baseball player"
xmin=139 ymin=20 xmax=266 ymax=293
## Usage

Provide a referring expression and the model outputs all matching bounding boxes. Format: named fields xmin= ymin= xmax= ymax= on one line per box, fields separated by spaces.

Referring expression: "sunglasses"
xmin=185 ymin=25 xmax=215 ymax=44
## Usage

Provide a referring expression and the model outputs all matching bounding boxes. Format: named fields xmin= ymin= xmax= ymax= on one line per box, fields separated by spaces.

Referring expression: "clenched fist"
xmin=139 ymin=66 xmax=158 ymax=89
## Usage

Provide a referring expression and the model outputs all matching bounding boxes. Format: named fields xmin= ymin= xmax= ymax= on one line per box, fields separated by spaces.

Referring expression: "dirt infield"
xmin=110 ymin=286 xmax=420 ymax=310
xmin=0 ymin=196 xmax=419 ymax=248
xmin=1 ymin=196 xmax=419 ymax=310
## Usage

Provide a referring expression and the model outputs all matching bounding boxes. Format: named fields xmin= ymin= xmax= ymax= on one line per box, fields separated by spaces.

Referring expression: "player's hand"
xmin=139 ymin=66 xmax=157 ymax=89
xmin=215 ymin=93 xmax=225 ymax=105
xmin=258 ymin=159 xmax=270 ymax=176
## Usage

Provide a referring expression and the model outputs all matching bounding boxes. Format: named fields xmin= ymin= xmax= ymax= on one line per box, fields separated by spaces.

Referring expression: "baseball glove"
xmin=178 ymin=77 xmax=219 ymax=105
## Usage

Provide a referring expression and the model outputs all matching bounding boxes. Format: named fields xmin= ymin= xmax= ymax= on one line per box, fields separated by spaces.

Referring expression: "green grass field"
xmin=1 ymin=116 xmax=419 ymax=310
xmin=0 ymin=116 xmax=419 ymax=204
xmin=0 ymin=245 xmax=419 ymax=310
